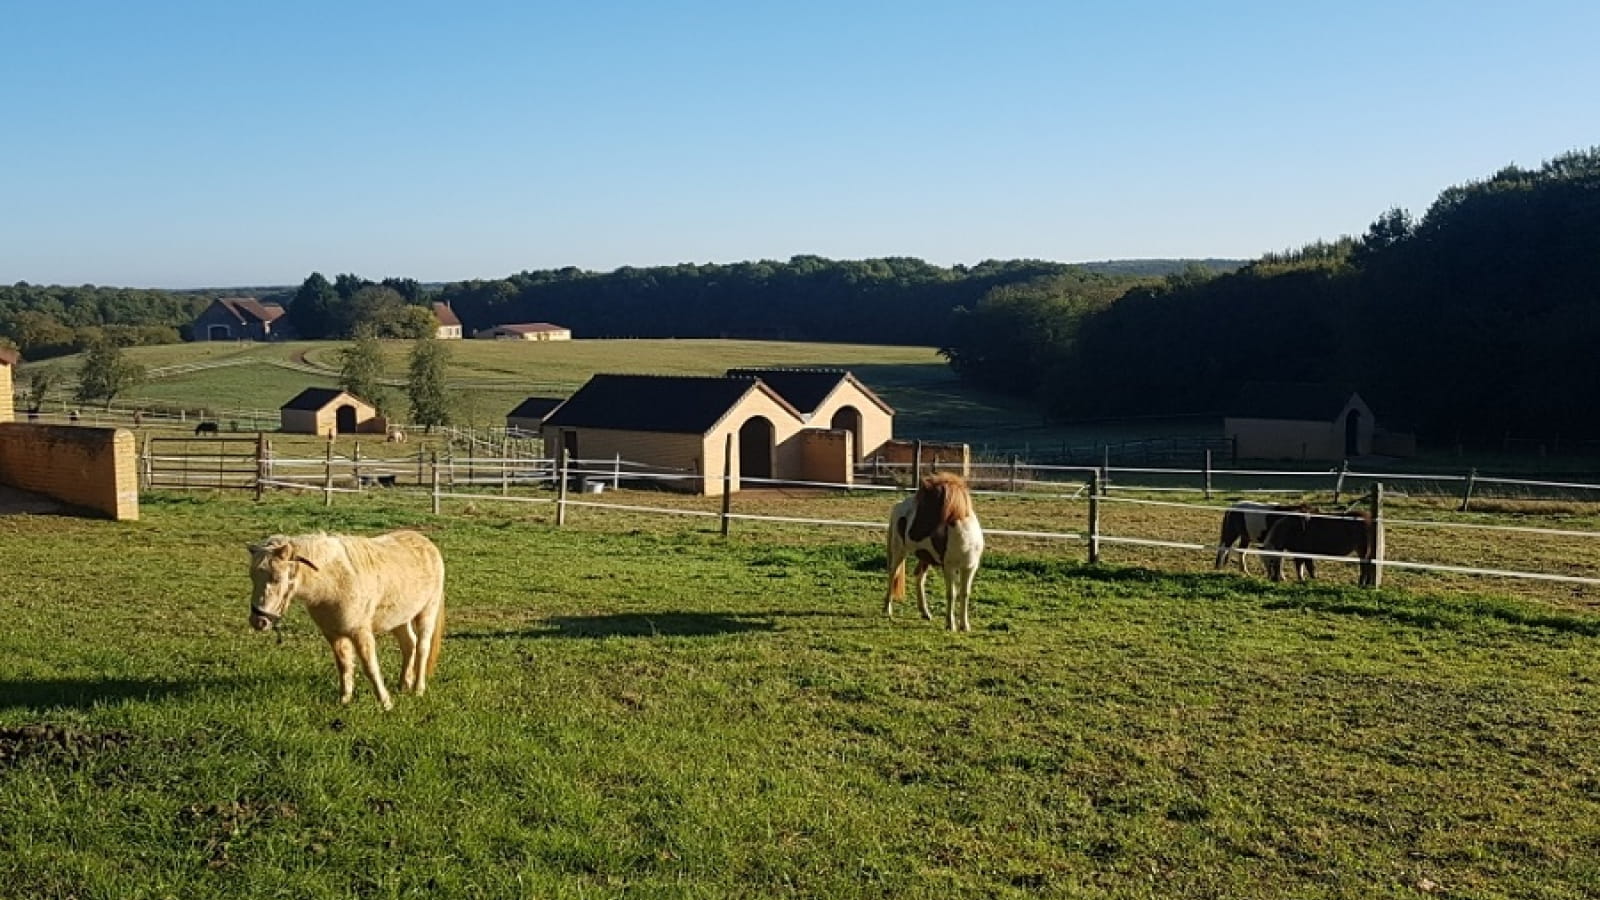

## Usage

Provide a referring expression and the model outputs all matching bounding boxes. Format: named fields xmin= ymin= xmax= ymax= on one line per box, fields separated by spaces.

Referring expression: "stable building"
xmin=506 ymin=397 xmax=565 ymax=436
xmin=279 ymin=388 xmax=387 ymax=438
xmin=541 ymin=373 xmax=862 ymax=495
xmin=474 ymin=322 xmax=572 ymax=341
xmin=191 ymin=297 xmax=293 ymax=342
xmin=725 ymin=368 xmax=894 ymax=461
xmin=1224 ymin=383 xmax=1375 ymax=461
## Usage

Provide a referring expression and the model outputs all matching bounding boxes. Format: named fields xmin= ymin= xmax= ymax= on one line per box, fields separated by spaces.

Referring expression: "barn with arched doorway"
xmin=279 ymin=388 xmax=387 ymax=438
xmin=724 ymin=368 xmax=894 ymax=461
xmin=1223 ymin=383 xmax=1376 ymax=461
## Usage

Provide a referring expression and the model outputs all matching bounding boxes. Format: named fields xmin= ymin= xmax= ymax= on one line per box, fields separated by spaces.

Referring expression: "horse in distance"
xmin=1260 ymin=509 xmax=1376 ymax=584
xmin=194 ymin=421 xmax=220 ymax=436
xmin=1214 ymin=501 xmax=1309 ymax=574
xmin=885 ymin=472 xmax=985 ymax=632
xmin=248 ymin=531 xmax=446 ymax=710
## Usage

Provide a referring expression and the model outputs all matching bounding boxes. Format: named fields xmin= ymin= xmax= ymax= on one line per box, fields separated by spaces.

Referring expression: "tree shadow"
xmin=0 ymin=676 xmax=240 ymax=711
xmin=455 ymin=609 xmax=843 ymax=641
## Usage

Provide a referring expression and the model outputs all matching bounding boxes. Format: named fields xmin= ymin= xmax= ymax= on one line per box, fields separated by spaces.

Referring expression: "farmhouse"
xmin=279 ymin=388 xmax=387 ymax=438
xmin=432 ymin=303 xmax=463 ymax=340
xmin=474 ymin=322 xmax=572 ymax=341
xmin=725 ymin=368 xmax=893 ymax=461
xmin=191 ymin=297 xmax=293 ymax=342
xmin=541 ymin=373 xmax=863 ymax=495
xmin=1224 ymin=383 xmax=1376 ymax=461
xmin=506 ymin=397 xmax=565 ymax=436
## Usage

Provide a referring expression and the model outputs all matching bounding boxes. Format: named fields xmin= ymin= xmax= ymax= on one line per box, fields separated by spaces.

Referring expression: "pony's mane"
xmin=917 ymin=472 xmax=973 ymax=527
xmin=248 ymin=531 xmax=332 ymax=559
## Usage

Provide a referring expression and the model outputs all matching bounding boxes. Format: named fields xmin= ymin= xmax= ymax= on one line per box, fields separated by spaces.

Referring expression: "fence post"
xmin=720 ymin=433 xmax=734 ymax=537
xmin=556 ymin=447 xmax=570 ymax=527
xmin=913 ymin=440 xmax=923 ymax=481
xmin=447 ymin=448 xmax=455 ymax=487
xmin=1009 ymin=454 xmax=1018 ymax=493
xmin=1364 ymin=482 xmax=1385 ymax=589
xmin=141 ymin=434 xmax=152 ymax=491
xmin=1231 ymin=435 xmax=1239 ymax=466
xmin=416 ymin=446 xmax=424 ymax=487
xmin=1459 ymin=467 xmax=1478 ymax=512
xmin=1087 ymin=471 xmax=1101 ymax=564
xmin=1202 ymin=449 xmax=1213 ymax=500
xmin=613 ymin=452 xmax=621 ymax=491
xmin=501 ymin=437 xmax=510 ymax=496
xmin=254 ymin=432 xmax=266 ymax=502
xmin=1333 ymin=458 xmax=1349 ymax=504
xmin=1100 ymin=446 xmax=1110 ymax=496
xmin=430 ymin=452 xmax=441 ymax=515
xmin=353 ymin=442 xmax=362 ymax=492
xmin=323 ymin=438 xmax=335 ymax=507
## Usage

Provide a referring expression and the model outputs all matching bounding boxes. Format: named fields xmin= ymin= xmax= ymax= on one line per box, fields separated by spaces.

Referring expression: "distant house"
xmin=506 ymin=397 xmax=565 ymax=436
xmin=726 ymin=368 xmax=894 ymax=461
xmin=279 ymin=388 xmax=386 ymax=437
xmin=432 ymin=303 xmax=463 ymax=340
xmin=474 ymin=322 xmax=572 ymax=341
xmin=0 ymin=346 xmax=17 ymax=422
xmin=1224 ymin=383 xmax=1377 ymax=461
xmin=191 ymin=297 xmax=293 ymax=342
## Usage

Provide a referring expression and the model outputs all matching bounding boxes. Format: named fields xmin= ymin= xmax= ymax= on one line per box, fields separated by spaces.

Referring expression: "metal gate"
xmin=143 ymin=435 xmax=263 ymax=492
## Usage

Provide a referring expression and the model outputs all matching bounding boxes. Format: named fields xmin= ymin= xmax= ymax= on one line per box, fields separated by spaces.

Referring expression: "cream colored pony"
xmin=884 ymin=472 xmax=985 ymax=632
xmin=248 ymin=531 xmax=445 ymax=710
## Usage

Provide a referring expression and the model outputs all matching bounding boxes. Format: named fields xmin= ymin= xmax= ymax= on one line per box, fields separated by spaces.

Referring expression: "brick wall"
xmin=0 ymin=423 xmax=139 ymax=520
xmin=794 ymin=429 xmax=854 ymax=486
xmin=0 ymin=359 xmax=13 ymax=423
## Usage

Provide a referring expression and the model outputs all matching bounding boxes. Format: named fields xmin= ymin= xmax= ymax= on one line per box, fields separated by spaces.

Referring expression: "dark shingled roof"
xmin=0 ymin=346 xmax=19 ymax=366
xmin=725 ymin=367 xmax=894 ymax=415
xmin=543 ymin=374 xmax=800 ymax=434
xmin=281 ymin=387 xmax=355 ymax=411
xmin=507 ymin=396 xmax=565 ymax=421
xmin=1228 ymin=383 xmax=1364 ymax=422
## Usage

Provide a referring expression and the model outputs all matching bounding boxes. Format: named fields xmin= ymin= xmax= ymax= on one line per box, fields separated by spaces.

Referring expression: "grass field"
xmin=3 ymin=490 xmax=1600 ymax=898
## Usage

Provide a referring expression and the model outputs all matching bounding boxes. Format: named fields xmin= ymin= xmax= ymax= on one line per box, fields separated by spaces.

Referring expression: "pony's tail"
xmin=889 ymin=561 xmax=906 ymax=601
xmin=426 ymin=596 xmax=445 ymax=676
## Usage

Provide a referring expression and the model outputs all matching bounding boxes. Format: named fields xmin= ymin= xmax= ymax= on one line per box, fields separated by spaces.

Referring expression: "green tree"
xmin=337 ymin=331 xmax=390 ymax=414
xmin=74 ymin=337 xmax=145 ymax=408
xmin=405 ymin=335 xmax=452 ymax=432
xmin=289 ymin=273 xmax=339 ymax=339
xmin=23 ymin=367 xmax=61 ymax=413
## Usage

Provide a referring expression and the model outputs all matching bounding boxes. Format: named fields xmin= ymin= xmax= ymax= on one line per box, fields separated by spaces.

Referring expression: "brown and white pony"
xmin=885 ymin=472 xmax=985 ymax=632
xmin=1260 ymin=509 xmax=1376 ymax=584
xmin=1214 ymin=501 xmax=1309 ymax=574
xmin=248 ymin=531 xmax=446 ymax=710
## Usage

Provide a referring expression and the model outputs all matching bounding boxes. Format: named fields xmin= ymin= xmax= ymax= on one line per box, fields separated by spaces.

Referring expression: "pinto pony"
xmin=1214 ymin=501 xmax=1309 ymax=574
xmin=885 ymin=472 xmax=985 ymax=632
xmin=1260 ymin=509 xmax=1376 ymax=584
xmin=248 ymin=531 xmax=446 ymax=710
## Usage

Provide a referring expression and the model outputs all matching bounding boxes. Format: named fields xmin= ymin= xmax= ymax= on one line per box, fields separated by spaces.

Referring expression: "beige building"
xmin=542 ymin=373 xmax=878 ymax=495
xmin=0 ymin=347 xmax=15 ymax=423
xmin=1224 ymin=384 xmax=1376 ymax=461
xmin=432 ymin=303 xmax=463 ymax=340
xmin=725 ymin=368 xmax=894 ymax=461
xmin=279 ymin=388 xmax=386 ymax=437
xmin=475 ymin=322 xmax=572 ymax=341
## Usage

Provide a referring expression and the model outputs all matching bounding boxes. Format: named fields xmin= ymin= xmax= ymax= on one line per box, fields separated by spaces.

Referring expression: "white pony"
xmin=248 ymin=531 xmax=445 ymax=710
xmin=884 ymin=472 xmax=985 ymax=632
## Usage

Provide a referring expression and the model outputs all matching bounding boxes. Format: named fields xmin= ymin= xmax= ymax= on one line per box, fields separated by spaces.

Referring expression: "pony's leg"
xmin=957 ymin=564 xmax=978 ymax=632
xmin=884 ymin=547 xmax=905 ymax=617
xmin=392 ymin=622 xmax=418 ymax=692
xmin=1238 ymin=539 xmax=1252 ymax=575
xmin=914 ymin=560 xmax=933 ymax=620
xmin=1301 ymin=558 xmax=1315 ymax=581
xmin=330 ymin=636 xmax=357 ymax=705
xmin=352 ymin=629 xmax=394 ymax=711
xmin=410 ymin=604 xmax=439 ymax=697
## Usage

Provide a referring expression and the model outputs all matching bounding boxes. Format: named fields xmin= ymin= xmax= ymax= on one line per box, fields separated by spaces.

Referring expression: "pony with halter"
xmin=248 ymin=530 xmax=446 ymax=710
xmin=884 ymin=472 xmax=985 ymax=632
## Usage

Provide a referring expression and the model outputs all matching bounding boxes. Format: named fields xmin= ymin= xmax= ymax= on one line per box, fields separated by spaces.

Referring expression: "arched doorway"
xmin=739 ymin=416 xmax=775 ymax=483
xmin=1344 ymin=409 xmax=1361 ymax=457
xmin=207 ymin=324 xmax=231 ymax=340
xmin=830 ymin=406 xmax=863 ymax=462
xmin=336 ymin=404 xmax=358 ymax=434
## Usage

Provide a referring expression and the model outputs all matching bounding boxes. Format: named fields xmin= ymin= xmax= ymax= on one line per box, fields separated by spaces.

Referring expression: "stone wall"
xmin=0 ymin=424 xmax=139 ymax=520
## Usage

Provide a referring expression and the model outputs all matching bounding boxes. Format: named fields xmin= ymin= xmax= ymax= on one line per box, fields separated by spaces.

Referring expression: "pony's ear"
xmin=293 ymin=555 xmax=319 ymax=571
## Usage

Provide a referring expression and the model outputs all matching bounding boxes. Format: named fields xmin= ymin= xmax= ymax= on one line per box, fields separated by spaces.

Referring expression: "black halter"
xmin=251 ymin=605 xmax=283 ymax=625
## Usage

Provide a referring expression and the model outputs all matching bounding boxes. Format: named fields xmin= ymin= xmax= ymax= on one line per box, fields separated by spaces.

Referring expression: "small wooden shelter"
xmin=1224 ymin=383 xmax=1375 ymax=461
xmin=725 ymin=368 xmax=894 ymax=461
xmin=279 ymin=388 xmax=386 ymax=438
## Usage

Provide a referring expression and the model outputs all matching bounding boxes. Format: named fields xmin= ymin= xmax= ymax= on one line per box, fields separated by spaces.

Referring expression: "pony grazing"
xmin=885 ymin=472 xmax=985 ymax=632
xmin=248 ymin=530 xmax=446 ymax=710
xmin=1214 ymin=501 xmax=1309 ymax=574
xmin=1260 ymin=509 xmax=1375 ymax=584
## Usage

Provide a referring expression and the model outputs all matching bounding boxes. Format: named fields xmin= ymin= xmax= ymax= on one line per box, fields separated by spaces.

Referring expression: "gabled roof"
xmin=281 ymin=387 xmax=367 ymax=412
xmin=725 ymin=367 xmax=894 ymax=416
xmin=1227 ymin=383 xmax=1366 ymax=422
xmin=432 ymin=303 xmax=461 ymax=327
xmin=543 ymin=374 xmax=801 ymax=435
xmin=214 ymin=297 xmax=286 ymax=324
xmin=0 ymin=347 xmax=19 ymax=366
xmin=493 ymin=322 xmax=567 ymax=334
xmin=507 ymin=396 xmax=565 ymax=421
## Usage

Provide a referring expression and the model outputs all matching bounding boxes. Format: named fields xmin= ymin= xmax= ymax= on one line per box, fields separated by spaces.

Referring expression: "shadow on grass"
xmin=0 ymin=676 xmax=234 ymax=712
xmin=454 ymin=610 xmax=843 ymax=640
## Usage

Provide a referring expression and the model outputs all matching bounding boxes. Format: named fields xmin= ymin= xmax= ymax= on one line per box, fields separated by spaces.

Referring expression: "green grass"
xmin=3 ymin=492 xmax=1600 ymax=898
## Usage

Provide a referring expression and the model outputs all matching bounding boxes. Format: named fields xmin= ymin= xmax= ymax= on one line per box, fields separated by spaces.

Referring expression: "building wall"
xmin=541 ymin=425 xmax=709 ymax=491
xmin=1225 ymin=418 xmax=1342 ymax=460
xmin=870 ymin=439 xmax=971 ymax=478
xmin=0 ymin=424 xmax=139 ymax=520
xmin=0 ymin=360 xmax=12 ymax=423
xmin=281 ymin=400 xmax=382 ymax=437
xmin=706 ymin=389 xmax=810 ymax=493
xmin=810 ymin=383 xmax=893 ymax=457
xmin=794 ymin=429 xmax=854 ymax=486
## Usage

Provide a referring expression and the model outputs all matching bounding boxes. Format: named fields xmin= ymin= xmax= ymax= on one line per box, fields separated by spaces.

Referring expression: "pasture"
xmin=3 ymin=490 xmax=1600 ymax=898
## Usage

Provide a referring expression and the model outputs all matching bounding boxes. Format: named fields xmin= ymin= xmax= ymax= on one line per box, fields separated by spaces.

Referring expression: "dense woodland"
xmin=3 ymin=149 xmax=1595 ymax=443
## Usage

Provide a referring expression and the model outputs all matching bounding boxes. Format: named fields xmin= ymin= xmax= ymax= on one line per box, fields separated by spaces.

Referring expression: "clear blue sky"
xmin=4 ymin=0 xmax=1596 ymax=288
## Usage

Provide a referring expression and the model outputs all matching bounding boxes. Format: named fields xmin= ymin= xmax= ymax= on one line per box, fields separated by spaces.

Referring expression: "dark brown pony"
xmin=1261 ymin=509 xmax=1375 ymax=584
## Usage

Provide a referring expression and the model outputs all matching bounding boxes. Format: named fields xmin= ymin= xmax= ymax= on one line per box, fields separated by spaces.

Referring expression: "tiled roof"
xmin=543 ymin=374 xmax=800 ymax=434
xmin=496 ymin=322 xmax=567 ymax=334
xmin=218 ymin=298 xmax=286 ymax=324
xmin=0 ymin=346 xmax=19 ymax=366
xmin=432 ymin=303 xmax=462 ymax=327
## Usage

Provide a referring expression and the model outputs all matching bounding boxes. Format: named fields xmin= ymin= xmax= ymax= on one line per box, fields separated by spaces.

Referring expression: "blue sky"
xmin=3 ymin=1 xmax=1596 ymax=288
